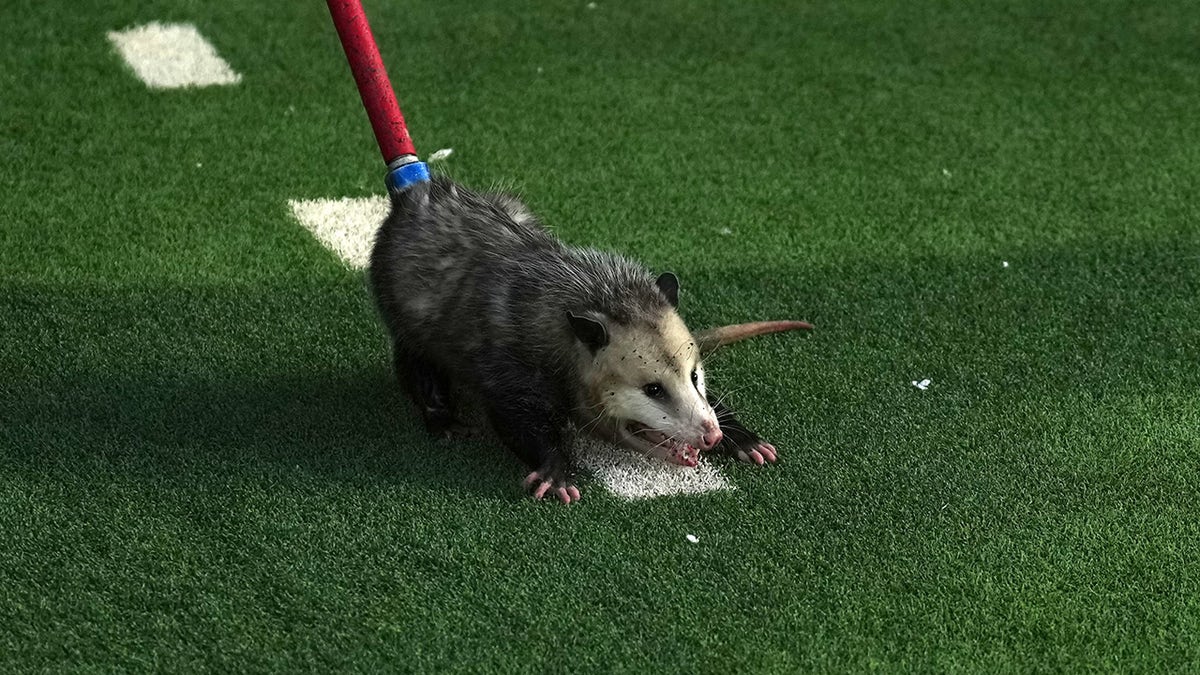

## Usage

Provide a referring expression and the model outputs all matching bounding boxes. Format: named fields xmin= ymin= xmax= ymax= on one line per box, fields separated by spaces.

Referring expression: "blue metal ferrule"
xmin=386 ymin=161 xmax=431 ymax=193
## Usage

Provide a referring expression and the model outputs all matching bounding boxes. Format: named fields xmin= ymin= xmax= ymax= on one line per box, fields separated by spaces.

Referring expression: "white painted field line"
xmin=108 ymin=22 xmax=241 ymax=89
xmin=287 ymin=195 xmax=732 ymax=498
xmin=576 ymin=439 xmax=731 ymax=500
xmin=288 ymin=196 xmax=388 ymax=268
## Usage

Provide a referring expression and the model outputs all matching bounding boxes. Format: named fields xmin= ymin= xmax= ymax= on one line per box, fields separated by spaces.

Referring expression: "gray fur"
xmin=369 ymin=176 xmax=673 ymax=460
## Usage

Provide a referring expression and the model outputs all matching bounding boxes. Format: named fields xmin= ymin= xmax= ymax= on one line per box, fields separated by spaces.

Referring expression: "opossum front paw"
xmin=707 ymin=398 xmax=779 ymax=466
xmin=712 ymin=432 xmax=780 ymax=465
xmin=733 ymin=441 xmax=779 ymax=466
xmin=523 ymin=467 xmax=582 ymax=504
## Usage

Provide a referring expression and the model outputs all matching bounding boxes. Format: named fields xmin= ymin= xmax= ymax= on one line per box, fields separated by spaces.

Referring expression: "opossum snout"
xmin=698 ymin=419 xmax=723 ymax=451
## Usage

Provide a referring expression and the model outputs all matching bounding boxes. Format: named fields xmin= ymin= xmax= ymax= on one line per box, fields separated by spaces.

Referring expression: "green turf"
xmin=3 ymin=0 xmax=1200 ymax=670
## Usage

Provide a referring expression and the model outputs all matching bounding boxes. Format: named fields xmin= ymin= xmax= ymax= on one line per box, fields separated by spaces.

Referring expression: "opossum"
xmin=369 ymin=176 xmax=811 ymax=503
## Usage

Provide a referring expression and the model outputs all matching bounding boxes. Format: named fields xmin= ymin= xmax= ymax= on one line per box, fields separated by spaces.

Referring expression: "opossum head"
xmin=570 ymin=273 xmax=722 ymax=467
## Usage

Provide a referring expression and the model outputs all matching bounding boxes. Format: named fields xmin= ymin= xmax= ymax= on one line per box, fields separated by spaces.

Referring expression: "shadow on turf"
xmin=11 ymin=365 xmax=537 ymax=497
xmin=5 ymin=367 xmax=526 ymax=499
xmin=0 ymin=281 xmax=527 ymax=499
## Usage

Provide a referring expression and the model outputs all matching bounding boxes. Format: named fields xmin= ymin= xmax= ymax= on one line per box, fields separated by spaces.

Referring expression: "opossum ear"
xmin=568 ymin=311 xmax=609 ymax=352
xmin=655 ymin=272 xmax=679 ymax=307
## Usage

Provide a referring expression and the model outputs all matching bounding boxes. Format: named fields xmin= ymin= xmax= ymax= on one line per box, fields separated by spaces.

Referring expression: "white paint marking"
xmin=108 ymin=22 xmax=241 ymax=89
xmin=427 ymin=148 xmax=454 ymax=162
xmin=288 ymin=196 xmax=389 ymax=269
xmin=576 ymin=438 xmax=731 ymax=500
xmin=912 ymin=378 xmax=931 ymax=390
xmin=287 ymin=195 xmax=734 ymax=499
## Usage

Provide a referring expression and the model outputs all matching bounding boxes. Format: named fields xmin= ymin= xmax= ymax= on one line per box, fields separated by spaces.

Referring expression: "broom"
xmin=326 ymin=0 xmax=430 ymax=194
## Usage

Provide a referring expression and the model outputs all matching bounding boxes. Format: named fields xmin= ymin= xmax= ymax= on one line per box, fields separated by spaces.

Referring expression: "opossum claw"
xmin=695 ymin=320 xmax=814 ymax=354
xmin=707 ymin=395 xmax=780 ymax=466
xmin=523 ymin=469 xmax=581 ymax=504
xmin=737 ymin=441 xmax=780 ymax=465
xmin=734 ymin=441 xmax=780 ymax=465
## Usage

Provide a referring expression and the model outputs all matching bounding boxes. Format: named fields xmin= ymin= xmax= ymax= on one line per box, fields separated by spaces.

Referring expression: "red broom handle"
xmin=326 ymin=0 xmax=417 ymax=164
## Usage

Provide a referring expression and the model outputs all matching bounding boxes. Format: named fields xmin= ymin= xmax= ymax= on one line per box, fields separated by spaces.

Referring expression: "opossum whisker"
xmin=627 ymin=424 xmax=686 ymax=459
xmin=710 ymin=386 xmax=749 ymax=410
xmin=575 ymin=409 xmax=610 ymax=437
xmin=670 ymin=339 xmax=693 ymax=361
xmin=696 ymin=346 xmax=735 ymax=368
xmin=640 ymin=434 xmax=683 ymax=460
xmin=714 ymin=408 xmax=739 ymax=422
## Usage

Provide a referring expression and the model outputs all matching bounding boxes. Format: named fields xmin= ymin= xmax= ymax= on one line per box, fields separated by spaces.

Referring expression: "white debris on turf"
xmin=428 ymin=148 xmax=454 ymax=162
xmin=942 ymin=168 xmax=952 ymax=177
xmin=107 ymin=22 xmax=242 ymax=89
xmin=912 ymin=378 xmax=931 ymax=390
xmin=287 ymin=196 xmax=389 ymax=269
xmin=1002 ymin=260 xmax=1009 ymax=268
xmin=576 ymin=437 xmax=731 ymax=500
xmin=686 ymin=534 xmax=700 ymax=544
xmin=719 ymin=227 xmax=733 ymax=236
xmin=586 ymin=2 xmax=598 ymax=8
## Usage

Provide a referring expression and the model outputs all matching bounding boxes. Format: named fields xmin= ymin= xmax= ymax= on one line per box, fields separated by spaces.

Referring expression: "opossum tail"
xmin=695 ymin=320 xmax=814 ymax=353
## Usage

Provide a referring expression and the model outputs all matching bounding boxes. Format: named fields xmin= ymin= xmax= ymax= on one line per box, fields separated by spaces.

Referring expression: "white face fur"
xmin=579 ymin=312 xmax=719 ymax=466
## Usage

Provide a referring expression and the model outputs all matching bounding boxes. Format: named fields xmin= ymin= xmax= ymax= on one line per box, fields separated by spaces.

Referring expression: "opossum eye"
xmin=690 ymin=370 xmax=699 ymax=386
xmin=642 ymin=382 xmax=666 ymax=399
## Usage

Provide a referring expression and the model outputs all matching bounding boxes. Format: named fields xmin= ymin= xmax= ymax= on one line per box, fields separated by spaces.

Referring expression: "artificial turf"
xmin=3 ymin=0 xmax=1199 ymax=670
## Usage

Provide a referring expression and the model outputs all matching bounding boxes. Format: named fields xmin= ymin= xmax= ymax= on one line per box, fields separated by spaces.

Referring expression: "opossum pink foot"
xmin=737 ymin=442 xmax=778 ymax=465
xmin=523 ymin=471 xmax=581 ymax=504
